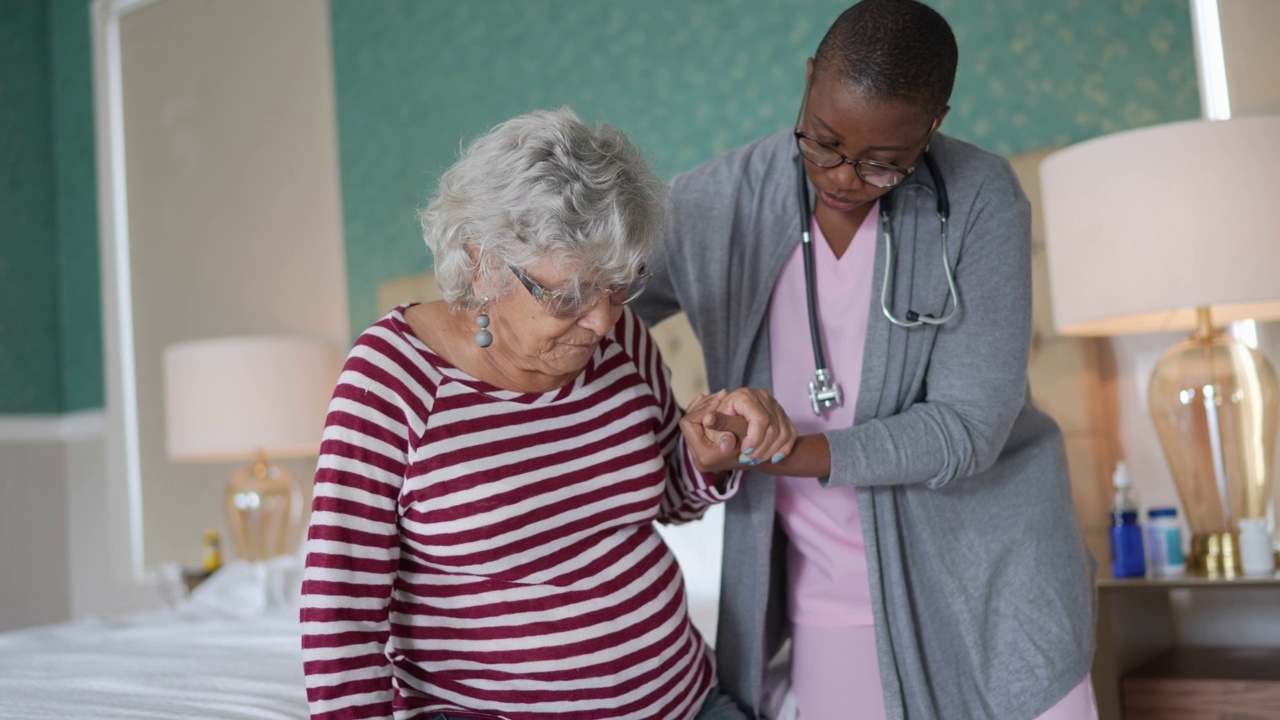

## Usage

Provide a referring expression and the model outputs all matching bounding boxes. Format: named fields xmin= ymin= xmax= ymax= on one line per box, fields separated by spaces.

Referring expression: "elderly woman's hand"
xmin=679 ymin=389 xmax=797 ymax=475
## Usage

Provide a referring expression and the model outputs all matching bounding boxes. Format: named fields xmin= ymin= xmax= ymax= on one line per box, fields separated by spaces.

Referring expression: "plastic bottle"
xmin=202 ymin=528 xmax=223 ymax=575
xmin=1145 ymin=507 xmax=1186 ymax=576
xmin=1109 ymin=462 xmax=1146 ymax=578
xmin=1239 ymin=518 xmax=1276 ymax=576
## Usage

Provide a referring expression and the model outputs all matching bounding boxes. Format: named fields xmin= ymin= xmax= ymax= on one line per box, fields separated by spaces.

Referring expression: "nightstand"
xmin=1088 ymin=531 xmax=1280 ymax=720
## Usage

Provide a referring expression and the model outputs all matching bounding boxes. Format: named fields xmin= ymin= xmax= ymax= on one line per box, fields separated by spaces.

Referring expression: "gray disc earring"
xmin=475 ymin=297 xmax=493 ymax=348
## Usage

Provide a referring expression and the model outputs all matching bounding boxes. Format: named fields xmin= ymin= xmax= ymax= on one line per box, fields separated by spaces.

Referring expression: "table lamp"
xmin=163 ymin=336 xmax=341 ymax=561
xmin=1040 ymin=115 xmax=1280 ymax=575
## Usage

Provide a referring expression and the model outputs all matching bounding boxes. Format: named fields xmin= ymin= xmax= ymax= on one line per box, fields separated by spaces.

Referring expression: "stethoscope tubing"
xmin=877 ymin=151 xmax=959 ymax=328
xmin=796 ymin=150 xmax=959 ymax=412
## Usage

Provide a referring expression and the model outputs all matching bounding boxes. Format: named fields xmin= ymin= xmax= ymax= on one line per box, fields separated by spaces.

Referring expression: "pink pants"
xmin=790 ymin=624 xmax=1098 ymax=720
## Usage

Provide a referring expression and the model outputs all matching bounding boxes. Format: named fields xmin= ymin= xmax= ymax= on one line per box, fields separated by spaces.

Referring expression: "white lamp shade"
xmin=164 ymin=336 xmax=341 ymax=462
xmin=1040 ymin=115 xmax=1280 ymax=336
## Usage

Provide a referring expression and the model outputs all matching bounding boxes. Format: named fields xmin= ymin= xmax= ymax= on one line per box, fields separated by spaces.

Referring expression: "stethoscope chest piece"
xmin=808 ymin=368 xmax=843 ymax=416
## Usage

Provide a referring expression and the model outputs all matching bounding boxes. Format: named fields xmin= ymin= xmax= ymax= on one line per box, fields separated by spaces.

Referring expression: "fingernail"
xmin=738 ymin=455 xmax=752 ymax=464
xmin=750 ymin=459 xmax=762 ymax=466
xmin=718 ymin=436 xmax=731 ymax=451
xmin=743 ymin=448 xmax=755 ymax=455
xmin=772 ymin=453 xmax=785 ymax=464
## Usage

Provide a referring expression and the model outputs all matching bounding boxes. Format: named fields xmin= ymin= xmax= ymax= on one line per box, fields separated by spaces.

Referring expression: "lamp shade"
xmin=1040 ymin=115 xmax=1280 ymax=337
xmin=163 ymin=335 xmax=341 ymax=462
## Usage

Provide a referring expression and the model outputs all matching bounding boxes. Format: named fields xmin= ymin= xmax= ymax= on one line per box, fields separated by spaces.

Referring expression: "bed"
xmin=0 ymin=557 xmax=309 ymax=719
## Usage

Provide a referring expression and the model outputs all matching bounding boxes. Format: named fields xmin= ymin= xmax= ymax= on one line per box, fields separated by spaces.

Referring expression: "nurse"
xmin=635 ymin=1 xmax=1098 ymax=718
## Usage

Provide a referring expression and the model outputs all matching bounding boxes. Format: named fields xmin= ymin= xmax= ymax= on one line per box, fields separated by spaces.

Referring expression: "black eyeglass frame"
xmin=793 ymin=83 xmax=934 ymax=189
xmin=508 ymin=264 xmax=652 ymax=318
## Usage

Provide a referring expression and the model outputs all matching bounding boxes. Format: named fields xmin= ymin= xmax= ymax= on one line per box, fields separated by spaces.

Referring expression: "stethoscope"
xmin=796 ymin=150 xmax=960 ymax=415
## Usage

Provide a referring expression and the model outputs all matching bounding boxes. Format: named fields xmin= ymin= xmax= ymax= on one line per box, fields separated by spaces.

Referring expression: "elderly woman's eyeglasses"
xmin=509 ymin=265 xmax=652 ymax=319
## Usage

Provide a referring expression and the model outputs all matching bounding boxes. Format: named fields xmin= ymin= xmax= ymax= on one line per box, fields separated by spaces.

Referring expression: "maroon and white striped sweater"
xmin=301 ymin=305 xmax=737 ymax=720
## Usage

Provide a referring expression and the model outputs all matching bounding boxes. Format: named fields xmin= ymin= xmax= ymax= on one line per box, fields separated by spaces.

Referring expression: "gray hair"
xmin=420 ymin=107 xmax=669 ymax=310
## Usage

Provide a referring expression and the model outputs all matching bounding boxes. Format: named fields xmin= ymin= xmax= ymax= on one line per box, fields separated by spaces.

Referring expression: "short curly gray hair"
xmin=419 ymin=107 xmax=669 ymax=310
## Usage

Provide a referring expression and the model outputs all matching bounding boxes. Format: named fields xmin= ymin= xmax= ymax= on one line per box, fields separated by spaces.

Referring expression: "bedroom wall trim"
xmin=92 ymin=0 xmax=151 ymax=586
xmin=0 ymin=410 xmax=105 ymax=444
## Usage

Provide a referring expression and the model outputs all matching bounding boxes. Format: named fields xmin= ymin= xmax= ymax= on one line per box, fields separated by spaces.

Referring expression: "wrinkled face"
xmin=797 ymin=61 xmax=944 ymax=219
xmin=484 ymin=255 xmax=625 ymax=381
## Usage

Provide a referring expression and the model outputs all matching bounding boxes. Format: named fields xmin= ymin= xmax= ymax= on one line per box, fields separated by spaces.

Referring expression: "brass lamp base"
xmin=1188 ymin=531 xmax=1241 ymax=577
xmin=225 ymin=452 xmax=303 ymax=561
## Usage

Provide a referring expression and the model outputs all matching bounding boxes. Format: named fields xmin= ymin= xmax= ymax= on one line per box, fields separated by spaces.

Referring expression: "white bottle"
xmin=1146 ymin=507 xmax=1186 ymax=577
xmin=1239 ymin=518 xmax=1276 ymax=576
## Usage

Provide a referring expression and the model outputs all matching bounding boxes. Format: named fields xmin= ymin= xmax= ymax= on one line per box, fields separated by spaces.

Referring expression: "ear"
xmin=932 ymin=105 xmax=951 ymax=133
xmin=805 ymin=57 xmax=815 ymax=87
xmin=924 ymin=106 xmax=950 ymax=150
xmin=466 ymin=244 xmax=494 ymax=300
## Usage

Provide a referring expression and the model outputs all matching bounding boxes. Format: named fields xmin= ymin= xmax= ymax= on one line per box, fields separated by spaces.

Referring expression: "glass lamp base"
xmin=224 ymin=453 xmax=303 ymax=561
xmin=1147 ymin=308 xmax=1277 ymax=576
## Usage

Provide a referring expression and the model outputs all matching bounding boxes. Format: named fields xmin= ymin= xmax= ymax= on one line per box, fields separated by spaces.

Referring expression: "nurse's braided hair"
xmin=814 ymin=0 xmax=958 ymax=116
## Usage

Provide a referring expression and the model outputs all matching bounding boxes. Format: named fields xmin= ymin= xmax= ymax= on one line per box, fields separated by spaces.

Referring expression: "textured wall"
xmin=0 ymin=0 xmax=61 ymax=414
xmin=50 ymin=0 xmax=103 ymax=412
xmin=0 ymin=0 xmax=1203 ymax=410
xmin=0 ymin=0 xmax=100 ymax=414
xmin=329 ymin=0 xmax=1200 ymax=337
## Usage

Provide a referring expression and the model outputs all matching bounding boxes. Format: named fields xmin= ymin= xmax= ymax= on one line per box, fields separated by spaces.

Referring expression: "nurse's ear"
xmin=925 ymin=106 xmax=951 ymax=150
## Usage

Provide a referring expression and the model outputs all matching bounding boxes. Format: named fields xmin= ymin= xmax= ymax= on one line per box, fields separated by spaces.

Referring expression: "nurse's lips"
xmin=819 ymin=190 xmax=861 ymax=212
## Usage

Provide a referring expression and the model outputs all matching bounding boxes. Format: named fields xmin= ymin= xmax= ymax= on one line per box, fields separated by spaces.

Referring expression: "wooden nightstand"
xmin=1088 ymin=530 xmax=1280 ymax=720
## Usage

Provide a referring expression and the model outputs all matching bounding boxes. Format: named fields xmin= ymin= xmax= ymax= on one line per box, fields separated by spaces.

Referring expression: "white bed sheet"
xmin=0 ymin=559 xmax=308 ymax=720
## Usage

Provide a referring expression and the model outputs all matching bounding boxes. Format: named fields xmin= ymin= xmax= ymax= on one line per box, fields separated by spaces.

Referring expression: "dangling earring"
xmin=475 ymin=297 xmax=493 ymax=348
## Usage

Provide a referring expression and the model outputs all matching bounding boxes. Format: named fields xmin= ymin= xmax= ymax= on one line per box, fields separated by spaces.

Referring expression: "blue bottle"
xmin=1109 ymin=463 xmax=1146 ymax=578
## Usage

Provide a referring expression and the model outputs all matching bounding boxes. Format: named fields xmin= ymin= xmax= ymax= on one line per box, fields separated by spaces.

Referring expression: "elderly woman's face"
xmin=487 ymin=255 xmax=625 ymax=380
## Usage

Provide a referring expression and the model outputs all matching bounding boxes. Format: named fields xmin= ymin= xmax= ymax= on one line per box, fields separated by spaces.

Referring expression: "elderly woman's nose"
xmin=578 ymin=298 xmax=616 ymax=333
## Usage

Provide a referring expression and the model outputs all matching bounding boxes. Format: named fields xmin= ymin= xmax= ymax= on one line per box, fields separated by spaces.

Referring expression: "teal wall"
xmin=0 ymin=0 xmax=61 ymax=414
xmin=50 ymin=0 xmax=103 ymax=413
xmin=0 ymin=0 xmax=100 ymax=414
xmin=329 ymin=0 xmax=1199 ymax=337
xmin=0 ymin=0 xmax=1200 ymax=413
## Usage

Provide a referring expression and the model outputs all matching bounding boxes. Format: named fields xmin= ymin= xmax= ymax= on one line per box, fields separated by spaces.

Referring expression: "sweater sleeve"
xmin=617 ymin=309 xmax=741 ymax=523
xmin=300 ymin=338 xmax=411 ymax=719
xmin=825 ymin=160 xmax=1035 ymax=489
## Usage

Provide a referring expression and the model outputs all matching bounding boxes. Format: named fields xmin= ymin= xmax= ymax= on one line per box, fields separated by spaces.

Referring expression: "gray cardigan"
xmin=634 ymin=130 xmax=1096 ymax=720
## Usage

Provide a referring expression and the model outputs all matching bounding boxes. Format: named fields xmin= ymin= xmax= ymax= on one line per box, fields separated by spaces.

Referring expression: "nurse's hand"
xmin=712 ymin=387 xmax=796 ymax=467
xmin=680 ymin=388 xmax=797 ymax=472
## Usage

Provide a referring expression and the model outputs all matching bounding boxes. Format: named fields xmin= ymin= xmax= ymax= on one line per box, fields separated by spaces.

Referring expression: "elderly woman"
xmin=299 ymin=108 xmax=793 ymax=720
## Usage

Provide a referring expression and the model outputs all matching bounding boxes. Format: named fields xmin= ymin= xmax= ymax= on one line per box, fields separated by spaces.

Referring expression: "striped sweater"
xmin=301 ymin=305 xmax=737 ymax=720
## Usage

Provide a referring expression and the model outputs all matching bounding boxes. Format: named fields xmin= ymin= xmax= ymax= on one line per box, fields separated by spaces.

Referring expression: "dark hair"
xmin=814 ymin=0 xmax=958 ymax=115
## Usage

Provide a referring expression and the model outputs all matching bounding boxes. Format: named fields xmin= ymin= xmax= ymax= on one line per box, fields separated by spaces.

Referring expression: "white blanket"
xmin=0 ymin=558 xmax=308 ymax=719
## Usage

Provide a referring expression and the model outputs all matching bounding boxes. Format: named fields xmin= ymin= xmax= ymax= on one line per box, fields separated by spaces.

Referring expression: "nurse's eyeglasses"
xmin=793 ymin=82 xmax=932 ymax=189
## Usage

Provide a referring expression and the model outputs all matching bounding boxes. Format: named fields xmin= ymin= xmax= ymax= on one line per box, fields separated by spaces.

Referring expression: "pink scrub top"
xmin=769 ymin=202 xmax=878 ymax=627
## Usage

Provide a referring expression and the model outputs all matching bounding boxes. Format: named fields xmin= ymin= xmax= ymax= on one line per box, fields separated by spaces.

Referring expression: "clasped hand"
xmin=679 ymin=389 xmax=797 ymax=475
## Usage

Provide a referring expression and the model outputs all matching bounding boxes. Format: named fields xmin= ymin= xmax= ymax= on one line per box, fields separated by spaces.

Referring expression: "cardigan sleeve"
xmin=824 ymin=159 xmax=1035 ymax=489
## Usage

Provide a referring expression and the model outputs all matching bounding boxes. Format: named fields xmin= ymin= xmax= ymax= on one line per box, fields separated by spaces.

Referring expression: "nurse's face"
xmin=796 ymin=59 xmax=945 ymax=220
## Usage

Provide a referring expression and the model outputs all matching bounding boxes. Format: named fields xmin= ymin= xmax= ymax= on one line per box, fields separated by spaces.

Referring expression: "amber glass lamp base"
xmin=224 ymin=452 xmax=303 ymax=561
xmin=1148 ymin=308 xmax=1278 ymax=575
